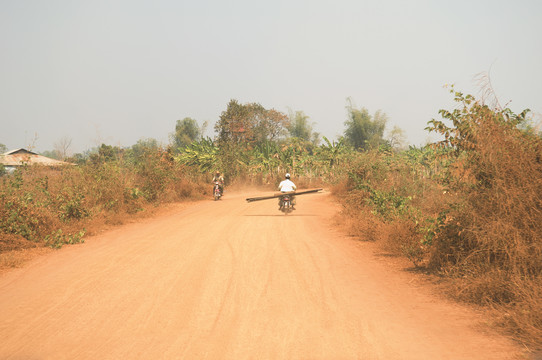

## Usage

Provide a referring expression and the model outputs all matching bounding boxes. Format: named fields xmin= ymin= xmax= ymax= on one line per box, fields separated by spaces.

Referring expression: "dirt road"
xmin=0 ymin=190 xmax=523 ymax=359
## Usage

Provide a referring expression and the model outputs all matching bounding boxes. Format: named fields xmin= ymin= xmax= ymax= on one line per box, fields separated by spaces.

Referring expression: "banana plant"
xmin=316 ymin=136 xmax=346 ymax=168
xmin=175 ymin=137 xmax=218 ymax=173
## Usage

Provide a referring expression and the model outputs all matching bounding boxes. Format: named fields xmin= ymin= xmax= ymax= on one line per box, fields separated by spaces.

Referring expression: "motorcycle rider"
xmin=278 ymin=173 xmax=297 ymax=210
xmin=212 ymin=171 xmax=224 ymax=196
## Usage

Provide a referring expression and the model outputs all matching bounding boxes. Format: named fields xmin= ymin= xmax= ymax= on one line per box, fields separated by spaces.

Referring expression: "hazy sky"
xmin=1 ymin=0 xmax=541 ymax=153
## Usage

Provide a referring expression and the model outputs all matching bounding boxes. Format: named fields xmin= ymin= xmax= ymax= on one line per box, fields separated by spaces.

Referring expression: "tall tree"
xmin=287 ymin=110 xmax=320 ymax=145
xmin=252 ymin=106 xmax=289 ymax=144
xmin=344 ymin=99 xmax=387 ymax=150
xmin=172 ymin=117 xmax=204 ymax=150
xmin=127 ymin=138 xmax=159 ymax=162
xmin=0 ymin=143 xmax=8 ymax=154
xmin=215 ymin=100 xmax=288 ymax=146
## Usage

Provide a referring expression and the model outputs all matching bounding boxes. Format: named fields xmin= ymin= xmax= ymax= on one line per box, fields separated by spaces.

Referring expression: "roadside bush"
xmin=0 ymin=168 xmax=59 ymax=243
xmin=336 ymin=147 xmax=447 ymax=264
xmin=0 ymin=145 xmax=206 ymax=251
xmin=334 ymin=90 xmax=541 ymax=346
xmin=426 ymin=91 xmax=542 ymax=345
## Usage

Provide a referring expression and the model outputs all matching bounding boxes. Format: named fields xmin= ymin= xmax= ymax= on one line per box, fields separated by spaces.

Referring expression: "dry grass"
xmin=332 ymin=106 xmax=542 ymax=348
xmin=0 ymin=149 xmax=208 ymax=253
xmin=430 ymin=115 xmax=542 ymax=347
xmin=0 ymin=247 xmax=53 ymax=273
xmin=0 ymin=153 xmax=208 ymax=272
xmin=0 ymin=251 xmax=27 ymax=268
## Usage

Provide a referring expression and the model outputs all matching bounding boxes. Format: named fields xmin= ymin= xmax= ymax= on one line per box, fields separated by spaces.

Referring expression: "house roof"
xmin=0 ymin=148 xmax=74 ymax=167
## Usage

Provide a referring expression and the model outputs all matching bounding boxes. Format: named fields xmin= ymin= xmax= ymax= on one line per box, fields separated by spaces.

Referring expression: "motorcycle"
xmin=279 ymin=194 xmax=293 ymax=214
xmin=213 ymin=181 xmax=222 ymax=201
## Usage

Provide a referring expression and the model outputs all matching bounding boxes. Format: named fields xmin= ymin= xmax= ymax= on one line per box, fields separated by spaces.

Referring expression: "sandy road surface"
xmin=0 ymin=190 xmax=523 ymax=359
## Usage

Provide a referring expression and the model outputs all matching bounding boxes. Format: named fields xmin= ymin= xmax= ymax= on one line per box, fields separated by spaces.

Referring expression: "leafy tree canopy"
xmin=126 ymin=138 xmax=160 ymax=162
xmin=426 ymin=87 xmax=531 ymax=156
xmin=89 ymin=144 xmax=123 ymax=164
xmin=172 ymin=117 xmax=204 ymax=151
xmin=215 ymin=100 xmax=288 ymax=146
xmin=344 ymin=99 xmax=388 ymax=150
xmin=287 ymin=110 xmax=320 ymax=145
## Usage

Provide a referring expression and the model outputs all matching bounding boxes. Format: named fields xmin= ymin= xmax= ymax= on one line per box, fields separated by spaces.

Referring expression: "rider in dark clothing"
xmin=212 ymin=171 xmax=224 ymax=195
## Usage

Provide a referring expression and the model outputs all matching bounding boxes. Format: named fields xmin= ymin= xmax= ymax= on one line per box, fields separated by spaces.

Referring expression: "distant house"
xmin=0 ymin=148 xmax=73 ymax=174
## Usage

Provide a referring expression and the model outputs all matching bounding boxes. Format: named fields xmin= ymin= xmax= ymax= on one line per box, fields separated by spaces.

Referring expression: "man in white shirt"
xmin=278 ymin=173 xmax=297 ymax=210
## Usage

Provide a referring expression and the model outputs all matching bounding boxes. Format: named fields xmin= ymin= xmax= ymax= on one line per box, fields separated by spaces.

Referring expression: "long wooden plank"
xmin=246 ymin=188 xmax=323 ymax=202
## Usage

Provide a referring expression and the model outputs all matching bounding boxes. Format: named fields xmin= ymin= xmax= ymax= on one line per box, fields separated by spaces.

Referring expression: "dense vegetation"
xmin=336 ymin=90 xmax=541 ymax=347
xmin=1 ymin=91 xmax=540 ymax=347
xmin=0 ymin=143 xmax=206 ymax=250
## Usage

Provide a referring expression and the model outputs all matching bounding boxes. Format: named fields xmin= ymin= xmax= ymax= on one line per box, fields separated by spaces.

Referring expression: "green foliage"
xmin=364 ymin=187 xmax=412 ymax=221
xmin=44 ymin=229 xmax=85 ymax=249
xmin=426 ymin=87 xmax=530 ymax=156
xmin=9 ymin=169 xmax=24 ymax=189
xmin=57 ymin=187 xmax=89 ymax=222
xmin=2 ymin=91 xmax=538 ymax=345
xmin=89 ymin=144 xmax=124 ymax=164
xmin=171 ymin=118 xmax=203 ymax=151
xmin=315 ymin=136 xmax=347 ymax=168
xmin=176 ymin=137 xmax=218 ymax=173
xmin=244 ymin=141 xmax=281 ymax=177
xmin=425 ymin=89 xmax=540 ymax=270
xmin=135 ymin=149 xmax=173 ymax=201
xmin=423 ymin=89 xmax=541 ymax=344
xmin=347 ymin=150 xmax=420 ymax=222
xmin=0 ymin=144 xmax=206 ymax=250
xmin=287 ymin=110 xmax=320 ymax=145
xmin=126 ymin=138 xmax=160 ymax=163
xmin=65 ymin=152 xmax=88 ymax=165
xmin=344 ymin=99 xmax=388 ymax=150
xmin=418 ymin=210 xmax=448 ymax=247
xmin=215 ymin=100 xmax=288 ymax=146
xmin=2 ymin=198 xmax=37 ymax=241
xmin=0 ymin=171 xmax=48 ymax=242
xmin=0 ymin=143 xmax=7 ymax=153
xmin=338 ymin=144 xmax=453 ymax=269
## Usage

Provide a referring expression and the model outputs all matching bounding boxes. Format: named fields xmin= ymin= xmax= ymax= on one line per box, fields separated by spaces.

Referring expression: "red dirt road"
xmin=0 ymin=190 xmax=524 ymax=359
